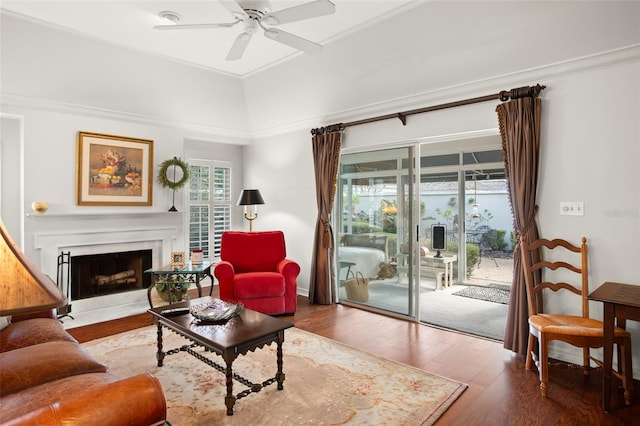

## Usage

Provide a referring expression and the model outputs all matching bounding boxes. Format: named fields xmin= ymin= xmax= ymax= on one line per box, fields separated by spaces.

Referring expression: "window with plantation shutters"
xmin=188 ymin=160 xmax=231 ymax=260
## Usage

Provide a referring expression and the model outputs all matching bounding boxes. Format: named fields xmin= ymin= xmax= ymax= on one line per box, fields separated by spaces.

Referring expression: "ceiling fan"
xmin=153 ymin=0 xmax=336 ymax=61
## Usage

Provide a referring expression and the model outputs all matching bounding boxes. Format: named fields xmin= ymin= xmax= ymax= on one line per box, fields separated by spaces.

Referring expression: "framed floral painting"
xmin=76 ymin=132 xmax=153 ymax=206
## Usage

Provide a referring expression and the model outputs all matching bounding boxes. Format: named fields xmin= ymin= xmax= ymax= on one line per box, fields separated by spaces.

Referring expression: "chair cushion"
xmin=529 ymin=314 xmax=631 ymax=338
xmin=234 ymin=272 xmax=285 ymax=299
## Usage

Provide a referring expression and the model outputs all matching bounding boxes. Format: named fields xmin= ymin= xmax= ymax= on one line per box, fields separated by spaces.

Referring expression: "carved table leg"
xmin=156 ymin=323 xmax=165 ymax=367
xmin=224 ymin=361 xmax=236 ymax=415
xmin=277 ymin=330 xmax=285 ymax=390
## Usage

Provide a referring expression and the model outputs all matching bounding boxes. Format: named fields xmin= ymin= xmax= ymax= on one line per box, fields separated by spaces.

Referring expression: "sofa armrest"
xmin=214 ymin=261 xmax=235 ymax=302
xmin=0 ymin=374 xmax=167 ymax=426
xmin=277 ymin=259 xmax=300 ymax=314
xmin=277 ymin=258 xmax=300 ymax=280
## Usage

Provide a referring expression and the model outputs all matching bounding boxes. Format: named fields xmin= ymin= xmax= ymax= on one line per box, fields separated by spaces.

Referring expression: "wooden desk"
xmin=588 ymin=282 xmax=640 ymax=411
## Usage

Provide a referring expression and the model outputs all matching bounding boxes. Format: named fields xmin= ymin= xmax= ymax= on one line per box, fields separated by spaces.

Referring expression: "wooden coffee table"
xmin=148 ymin=296 xmax=293 ymax=415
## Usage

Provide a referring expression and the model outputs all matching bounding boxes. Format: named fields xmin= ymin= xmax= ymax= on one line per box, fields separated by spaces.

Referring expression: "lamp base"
xmin=434 ymin=249 xmax=443 ymax=258
xmin=168 ymin=206 xmax=178 ymax=212
xmin=244 ymin=213 xmax=257 ymax=232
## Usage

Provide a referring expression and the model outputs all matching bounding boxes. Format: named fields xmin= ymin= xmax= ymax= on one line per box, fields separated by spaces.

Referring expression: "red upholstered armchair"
xmin=214 ymin=231 xmax=299 ymax=315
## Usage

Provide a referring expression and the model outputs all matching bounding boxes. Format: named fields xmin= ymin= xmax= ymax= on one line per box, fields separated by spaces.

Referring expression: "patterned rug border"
xmin=285 ymin=327 xmax=469 ymax=424
xmin=83 ymin=325 xmax=468 ymax=425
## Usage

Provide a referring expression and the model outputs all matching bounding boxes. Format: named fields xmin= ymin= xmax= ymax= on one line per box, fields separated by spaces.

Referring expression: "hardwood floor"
xmin=69 ymin=288 xmax=640 ymax=425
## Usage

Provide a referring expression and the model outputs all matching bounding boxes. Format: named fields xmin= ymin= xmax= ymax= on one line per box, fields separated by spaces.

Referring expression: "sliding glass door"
xmin=336 ymin=143 xmax=512 ymax=339
xmin=337 ymin=147 xmax=416 ymax=318
xmin=418 ymin=147 xmax=512 ymax=339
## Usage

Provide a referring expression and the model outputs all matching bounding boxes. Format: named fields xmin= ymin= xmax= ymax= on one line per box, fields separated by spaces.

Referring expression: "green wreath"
xmin=158 ymin=157 xmax=190 ymax=190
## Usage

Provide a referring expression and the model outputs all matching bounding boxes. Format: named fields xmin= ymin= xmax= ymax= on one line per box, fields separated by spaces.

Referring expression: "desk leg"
xmin=193 ymin=273 xmax=203 ymax=298
xmin=203 ymin=266 xmax=214 ymax=296
xmin=603 ymin=302 xmax=614 ymax=412
xmin=147 ymin=276 xmax=156 ymax=308
xmin=444 ymin=262 xmax=451 ymax=287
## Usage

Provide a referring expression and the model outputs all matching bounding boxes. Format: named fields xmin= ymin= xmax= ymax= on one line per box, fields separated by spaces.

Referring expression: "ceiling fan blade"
xmin=226 ymin=31 xmax=253 ymax=61
xmin=153 ymin=21 xmax=238 ymax=30
xmin=264 ymin=28 xmax=322 ymax=55
xmin=263 ymin=0 xmax=335 ymax=25
xmin=220 ymin=0 xmax=249 ymax=19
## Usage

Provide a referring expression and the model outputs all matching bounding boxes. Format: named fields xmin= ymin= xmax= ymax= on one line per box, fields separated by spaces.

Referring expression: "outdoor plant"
xmin=481 ymin=229 xmax=508 ymax=251
xmin=445 ymin=241 xmax=480 ymax=275
xmin=465 ymin=243 xmax=480 ymax=274
xmin=429 ymin=196 xmax=494 ymax=231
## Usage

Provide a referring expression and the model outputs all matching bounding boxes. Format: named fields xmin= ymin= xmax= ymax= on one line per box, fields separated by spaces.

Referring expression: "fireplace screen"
xmin=71 ymin=250 xmax=152 ymax=300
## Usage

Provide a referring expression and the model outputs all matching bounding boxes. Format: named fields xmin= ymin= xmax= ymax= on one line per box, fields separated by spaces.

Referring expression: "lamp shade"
xmin=237 ymin=189 xmax=265 ymax=206
xmin=0 ymin=219 xmax=66 ymax=316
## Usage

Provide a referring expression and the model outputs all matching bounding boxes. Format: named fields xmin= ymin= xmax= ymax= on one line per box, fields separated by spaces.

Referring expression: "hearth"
xmin=71 ymin=250 xmax=152 ymax=300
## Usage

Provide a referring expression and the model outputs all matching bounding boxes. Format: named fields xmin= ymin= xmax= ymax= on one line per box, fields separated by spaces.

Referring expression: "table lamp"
xmin=1 ymin=219 xmax=66 ymax=316
xmin=237 ymin=189 xmax=265 ymax=232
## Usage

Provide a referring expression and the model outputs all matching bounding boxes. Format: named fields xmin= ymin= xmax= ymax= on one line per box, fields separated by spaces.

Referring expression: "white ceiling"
xmin=0 ymin=0 xmax=419 ymax=77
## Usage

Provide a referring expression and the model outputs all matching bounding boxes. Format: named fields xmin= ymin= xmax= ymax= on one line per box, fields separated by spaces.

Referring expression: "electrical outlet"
xmin=560 ymin=201 xmax=584 ymax=216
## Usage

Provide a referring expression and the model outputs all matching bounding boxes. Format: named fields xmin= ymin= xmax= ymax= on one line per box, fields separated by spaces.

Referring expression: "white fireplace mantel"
xmin=34 ymin=226 xmax=179 ymax=313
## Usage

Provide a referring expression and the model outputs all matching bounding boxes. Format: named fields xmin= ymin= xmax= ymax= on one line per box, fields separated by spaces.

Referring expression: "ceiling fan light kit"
xmin=153 ymin=0 xmax=335 ymax=61
xmin=158 ymin=11 xmax=181 ymax=25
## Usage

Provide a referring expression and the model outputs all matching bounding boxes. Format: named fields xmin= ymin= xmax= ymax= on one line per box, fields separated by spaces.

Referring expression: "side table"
xmin=145 ymin=261 xmax=215 ymax=308
xmin=588 ymin=281 xmax=640 ymax=411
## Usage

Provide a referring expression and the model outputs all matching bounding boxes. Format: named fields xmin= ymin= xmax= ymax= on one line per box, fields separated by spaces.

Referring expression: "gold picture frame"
xmin=76 ymin=131 xmax=153 ymax=206
xmin=170 ymin=251 xmax=186 ymax=269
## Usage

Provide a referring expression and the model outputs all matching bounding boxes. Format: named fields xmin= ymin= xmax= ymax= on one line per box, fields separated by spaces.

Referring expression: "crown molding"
xmin=251 ymin=44 xmax=640 ymax=140
xmin=0 ymin=93 xmax=252 ymax=145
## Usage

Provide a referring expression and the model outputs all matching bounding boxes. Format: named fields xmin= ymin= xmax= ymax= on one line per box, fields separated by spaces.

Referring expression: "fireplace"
xmin=70 ymin=250 xmax=152 ymax=300
xmin=34 ymin=224 xmax=178 ymax=313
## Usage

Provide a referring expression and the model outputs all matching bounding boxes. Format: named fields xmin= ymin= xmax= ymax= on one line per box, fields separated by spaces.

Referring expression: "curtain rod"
xmin=311 ymin=83 xmax=545 ymax=136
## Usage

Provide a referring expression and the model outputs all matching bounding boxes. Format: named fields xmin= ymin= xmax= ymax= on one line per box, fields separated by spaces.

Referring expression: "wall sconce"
xmin=237 ymin=189 xmax=265 ymax=232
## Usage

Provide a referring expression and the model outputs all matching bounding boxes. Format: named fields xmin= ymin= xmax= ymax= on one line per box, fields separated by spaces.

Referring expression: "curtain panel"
xmin=309 ymin=129 xmax=342 ymax=304
xmin=497 ymin=96 xmax=542 ymax=355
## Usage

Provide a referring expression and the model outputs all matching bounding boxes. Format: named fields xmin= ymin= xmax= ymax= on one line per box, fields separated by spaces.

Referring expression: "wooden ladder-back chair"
xmin=520 ymin=236 xmax=633 ymax=403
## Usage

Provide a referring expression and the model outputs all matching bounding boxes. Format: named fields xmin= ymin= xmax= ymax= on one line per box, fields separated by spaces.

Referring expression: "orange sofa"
xmin=0 ymin=310 xmax=167 ymax=425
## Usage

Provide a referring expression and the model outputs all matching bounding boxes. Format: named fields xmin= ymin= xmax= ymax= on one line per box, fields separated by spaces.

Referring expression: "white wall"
xmin=243 ymin=1 xmax=640 ymax=134
xmin=0 ymin=115 xmax=23 ymax=245
xmin=0 ymin=14 xmax=250 ymax=139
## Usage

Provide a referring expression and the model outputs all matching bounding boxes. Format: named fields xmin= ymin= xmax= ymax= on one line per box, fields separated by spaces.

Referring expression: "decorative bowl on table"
xmin=190 ymin=299 xmax=243 ymax=322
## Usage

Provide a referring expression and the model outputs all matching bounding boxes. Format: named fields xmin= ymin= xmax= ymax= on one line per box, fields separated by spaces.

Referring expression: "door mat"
xmin=452 ymin=284 xmax=510 ymax=304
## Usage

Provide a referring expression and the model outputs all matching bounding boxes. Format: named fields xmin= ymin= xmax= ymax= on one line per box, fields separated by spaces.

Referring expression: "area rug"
xmin=83 ymin=326 xmax=467 ymax=425
xmin=452 ymin=284 xmax=510 ymax=305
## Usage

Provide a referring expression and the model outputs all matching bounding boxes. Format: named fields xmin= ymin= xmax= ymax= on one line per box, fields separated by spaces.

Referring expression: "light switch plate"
xmin=560 ymin=201 xmax=584 ymax=216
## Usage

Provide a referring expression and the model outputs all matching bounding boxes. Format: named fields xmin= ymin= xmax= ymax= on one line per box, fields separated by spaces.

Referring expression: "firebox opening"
xmin=71 ymin=250 xmax=152 ymax=300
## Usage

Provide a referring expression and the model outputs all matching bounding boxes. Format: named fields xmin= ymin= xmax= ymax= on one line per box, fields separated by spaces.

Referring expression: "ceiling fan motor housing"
xmin=237 ymin=0 xmax=271 ymax=20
